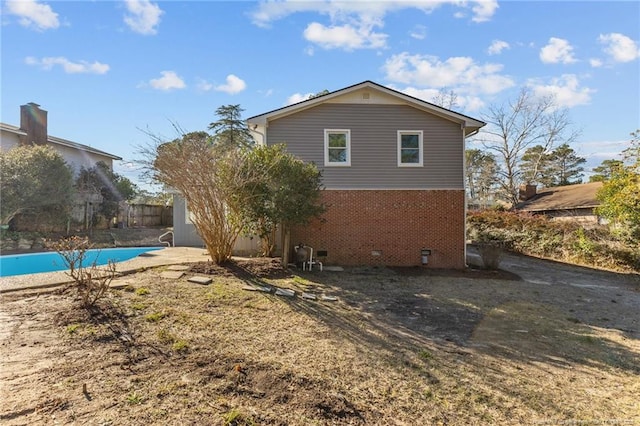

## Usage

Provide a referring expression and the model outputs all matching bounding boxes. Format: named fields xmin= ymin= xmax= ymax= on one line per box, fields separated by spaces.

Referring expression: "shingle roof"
xmin=0 ymin=122 xmax=122 ymax=160
xmin=515 ymin=182 xmax=603 ymax=212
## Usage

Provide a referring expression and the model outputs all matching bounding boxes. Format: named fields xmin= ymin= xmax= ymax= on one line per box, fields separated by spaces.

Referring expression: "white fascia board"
xmin=246 ymin=81 xmax=486 ymax=133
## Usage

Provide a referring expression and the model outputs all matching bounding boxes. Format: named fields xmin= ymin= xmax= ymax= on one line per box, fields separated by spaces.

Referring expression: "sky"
xmin=1 ymin=0 xmax=639 ymax=191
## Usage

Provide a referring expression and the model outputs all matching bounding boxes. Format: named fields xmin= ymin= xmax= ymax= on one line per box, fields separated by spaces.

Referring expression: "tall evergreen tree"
xmin=519 ymin=145 xmax=554 ymax=187
xmin=465 ymin=149 xmax=498 ymax=208
xmin=548 ymin=143 xmax=586 ymax=186
xmin=590 ymin=159 xmax=624 ymax=182
xmin=208 ymin=104 xmax=254 ymax=151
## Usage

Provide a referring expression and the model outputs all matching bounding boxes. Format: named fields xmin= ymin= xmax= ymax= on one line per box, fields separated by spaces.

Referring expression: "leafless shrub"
xmin=138 ymin=130 xmax=245 ymax=263
xmin=48 ymin=236 xmax=116 ymax=307
xmin=477 ymin=242 xmax=503 ymax=270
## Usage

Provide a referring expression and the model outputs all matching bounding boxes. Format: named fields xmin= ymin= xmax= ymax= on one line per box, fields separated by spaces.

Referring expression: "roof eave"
xmin=247 ymin=80 xmax=486 ymax=130
xmin=47 ymin=136 xmax=122 ymax=160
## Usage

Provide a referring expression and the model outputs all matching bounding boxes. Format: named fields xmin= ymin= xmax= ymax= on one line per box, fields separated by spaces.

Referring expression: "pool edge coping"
xmin=0 ymin=247 xmax=211 ymax=295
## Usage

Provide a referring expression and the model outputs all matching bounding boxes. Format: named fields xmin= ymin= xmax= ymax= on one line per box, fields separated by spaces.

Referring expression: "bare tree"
xmin=431 ymin=88 xmax=459 ymax=110
xmin=479 ymin=88 xmax=577 ymax=205
xmin=140 ymin=130 xmax=246 ymax=263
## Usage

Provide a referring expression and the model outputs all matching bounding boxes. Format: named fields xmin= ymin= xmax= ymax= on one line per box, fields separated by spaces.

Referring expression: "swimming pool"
xmin=0 ymin=247 xmax=163 ymax=277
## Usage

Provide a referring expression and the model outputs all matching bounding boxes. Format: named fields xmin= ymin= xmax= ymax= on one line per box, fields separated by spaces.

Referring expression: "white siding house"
xmin=0 ymin=103 xmax=121 ymax=173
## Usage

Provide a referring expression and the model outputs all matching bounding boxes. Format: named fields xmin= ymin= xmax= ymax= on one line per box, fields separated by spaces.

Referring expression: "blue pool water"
xmin=0 ymin=247 xmax=163 ymax=277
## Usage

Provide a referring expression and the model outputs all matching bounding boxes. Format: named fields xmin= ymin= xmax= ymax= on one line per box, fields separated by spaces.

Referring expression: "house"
xmin=248 ymin=80 xmax=486 ymax=268
xmin=1 ymin=102 xmax=122 ymax=230
xmin=174 ymin=81 xmax=484 ymax=267
xmin=515 ymin=182 xmax=604 ymax=225
xmin=0 ymin=102 xmax=121 ymax=173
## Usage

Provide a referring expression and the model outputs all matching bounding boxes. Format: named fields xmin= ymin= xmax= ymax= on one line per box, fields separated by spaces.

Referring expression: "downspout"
xmin=249 ymin=122 xmax=267 ymax=146
xmin=462 ymin=124 xmax=468 ymax=268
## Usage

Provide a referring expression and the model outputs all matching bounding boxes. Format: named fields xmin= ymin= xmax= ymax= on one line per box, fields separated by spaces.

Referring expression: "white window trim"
xmin=397 ymin=130 xmax=423 ymax=167
xmin=324 ymin=129 xmax=351 ymax=167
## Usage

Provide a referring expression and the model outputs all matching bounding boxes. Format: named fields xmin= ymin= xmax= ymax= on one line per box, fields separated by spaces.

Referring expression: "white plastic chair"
xmin=302 ymin=245 xmax=323 ymax=271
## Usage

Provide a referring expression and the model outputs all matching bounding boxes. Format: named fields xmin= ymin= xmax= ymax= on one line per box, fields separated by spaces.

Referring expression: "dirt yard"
xmin=1 ymin=252 xmax=638 ymax=425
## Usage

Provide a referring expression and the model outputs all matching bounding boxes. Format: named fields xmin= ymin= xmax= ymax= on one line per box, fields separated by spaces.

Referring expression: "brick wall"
xmin=291 ymin=189 xmax=466 ymax=268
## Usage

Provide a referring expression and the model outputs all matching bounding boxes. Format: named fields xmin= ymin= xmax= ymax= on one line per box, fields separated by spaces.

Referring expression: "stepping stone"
xmin=321 ymin=295 xmax=338 ymax=302
xmin=188 ymin=276 xmax=212 ymax=285
xmin=275 ymin=288 xmax=295 ymax=297
xmin=242 ymin=285 xmax=272 ymax=293
xmin=301 ymin=292 xmax=316 ymax=300
xmin=160 ymin=271 xmax=184 ymax=279
xmin=110 ymin=282 xmax=131 ymax=289
xmin=323 ymin=266 xmax=344 ymax=272
xmin=167 ymin=265 xmax=190 ymax=271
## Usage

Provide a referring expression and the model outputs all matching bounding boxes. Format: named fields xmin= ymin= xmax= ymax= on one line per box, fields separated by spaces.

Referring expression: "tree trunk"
xmin=281 ymin=226 xmax=291 ymax=267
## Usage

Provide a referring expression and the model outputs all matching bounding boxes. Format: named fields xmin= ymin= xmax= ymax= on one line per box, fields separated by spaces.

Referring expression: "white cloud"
xmin=487 ymin=39 xmax=510 ymax=55
xmin=149 ymin=71 xmax=186 ymax=91
xmin=394 ymin=86 xmax=485 ymax=112
xmin=251 ymin=1 xmax=498 ymax=27
xmin=5 ymin=0 xmax=59 ymax=31
xmin=250 ymin=1 xmax=497 ymax=50
xmin=260 ymin=88 xmax=274 ymax=98
xmin=589 ymin=58 xmax=603 ymax=68
xmin=471 ymin=0 xmax=499 ymax=23
xmin=124 ymin=0 xmax=163 ymax=35
xmin=382 ymin=52 xmax=514 ymax=96
xmin=214 ymin=74 xmax=247 ymax=95
xmin=303 ymin=21 xmax=387 ymax=50
xmin=528 ymin=74 xmax=595 ymax=108
xmin=540 ymin=37 xmax=577 ymax=64
xmin=25 ymin=56 xmax=109 ymax=74
xmin=196 ymin=79 xmax=214 ymax=92
xmin=286 ymin=93 xmax=314 ymax=105
xmin=409 ymin=24 xmax=427 ymax=40
xmin=598 ymin=33 xmax=640 ymax=63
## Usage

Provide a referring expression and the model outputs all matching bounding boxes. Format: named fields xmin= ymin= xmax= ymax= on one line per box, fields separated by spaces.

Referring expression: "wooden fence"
xmin=121 ymin=204 xmax=173 ymax=228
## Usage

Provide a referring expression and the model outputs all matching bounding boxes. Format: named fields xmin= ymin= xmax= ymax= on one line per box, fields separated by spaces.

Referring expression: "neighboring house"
xmin=0 ymin=102 xmax=121 ymax=173
xmin=176 ymin=80 xmax=485 ymax=267
xmin=515 ymin=182 xmax=604 ymax=225
xmin=1 ymin=102 xmax=122 ymax=230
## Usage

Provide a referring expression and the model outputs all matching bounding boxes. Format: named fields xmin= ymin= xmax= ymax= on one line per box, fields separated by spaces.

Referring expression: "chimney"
xmin=519 ymin=184 xmax=537 ymax=201
xmin=19 ymin=102 xmax=48 ymax=146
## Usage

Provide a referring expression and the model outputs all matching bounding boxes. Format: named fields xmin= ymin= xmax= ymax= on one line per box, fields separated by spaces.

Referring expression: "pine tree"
xmin=208 ymin=104 xmax=254 ymax=151
xmin=465 ymin=149 xmax=498 ymax=207
xmin=590 ymin=159 xmax=624 ymax=182
xmin=519 ymin=145 xmax=553 ymax=186
xmin=548 ymin=143 xmax=586 ymax=186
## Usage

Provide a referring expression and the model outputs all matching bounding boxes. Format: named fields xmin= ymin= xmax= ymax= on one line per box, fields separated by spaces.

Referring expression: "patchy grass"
xmin=1 ymin=258 xmax=638 ymax=425
xmin=134 ymin=287 xmax=150 ymax=296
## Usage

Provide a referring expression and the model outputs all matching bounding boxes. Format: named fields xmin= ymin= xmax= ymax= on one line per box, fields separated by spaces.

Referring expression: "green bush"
xmin=467 ymin=210 xmax=639 ymax=272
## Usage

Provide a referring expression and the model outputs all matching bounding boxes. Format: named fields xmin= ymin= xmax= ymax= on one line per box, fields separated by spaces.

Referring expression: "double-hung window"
xmin=324 ymin=129 xmax=351 ymax=166
xmin=397 ymin=130 xmax=423 ymax=167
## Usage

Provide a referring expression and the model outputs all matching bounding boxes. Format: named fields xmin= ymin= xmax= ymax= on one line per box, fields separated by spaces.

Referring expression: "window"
xmin=397 ymin=130 xmax=423 ymax=167
xmin=324 ymin=129 xmax=351 ymax=166
xmin=185 ymin=200 xmax=196 ymax=224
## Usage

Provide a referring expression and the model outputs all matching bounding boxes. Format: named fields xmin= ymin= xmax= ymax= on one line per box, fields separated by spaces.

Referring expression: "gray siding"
xmin=173 ymin=195 xmax=205 ymax=247
xmin=172 ymin=195 xmax=276 ymax=255
xmin=266 ymin=103 xmax=464 ymax=189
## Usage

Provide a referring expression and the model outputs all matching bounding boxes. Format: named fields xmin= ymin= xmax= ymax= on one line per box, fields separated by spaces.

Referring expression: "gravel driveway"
xmin=471 ymin=247 xmax=640 ymax=339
